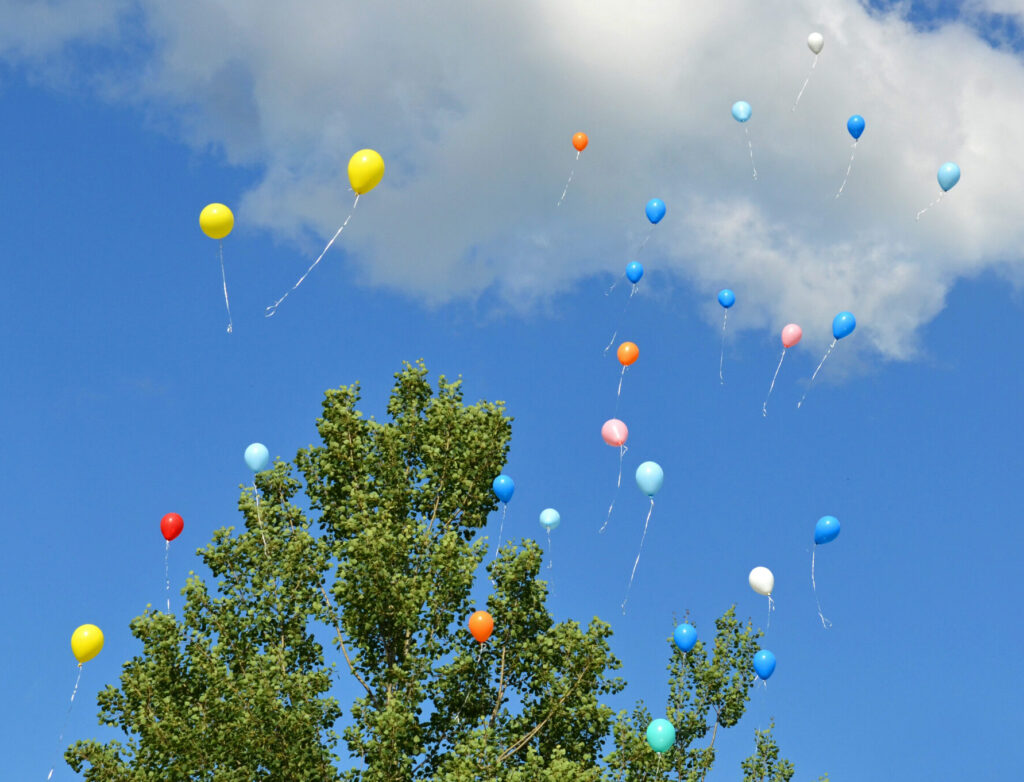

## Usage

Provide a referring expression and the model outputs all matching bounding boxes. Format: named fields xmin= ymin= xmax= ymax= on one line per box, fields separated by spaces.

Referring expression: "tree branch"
xmin=489 ymin=645 xmax=507 ymax=726
xmin=318 ymin=583 xmax=372 ymax=696
xmin=497 ymin=662 xmax=592 ymax=763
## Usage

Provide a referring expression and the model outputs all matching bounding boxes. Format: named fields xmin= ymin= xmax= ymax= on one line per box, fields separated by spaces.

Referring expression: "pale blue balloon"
xmin=245 ymin=443 xmax=270 ymax=472
xmin=635 ymin=461 xmax=664 ymax=497
xmin=539 ymin=508 xmax=561 ymax=531
xmin=937 ymin=162 xmax=961 ymax=192
xmin=732 ymin=101 xmax=752 ymax=122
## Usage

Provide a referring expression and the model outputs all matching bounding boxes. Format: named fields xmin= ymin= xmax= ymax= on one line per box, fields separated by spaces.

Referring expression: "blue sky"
xmin=3 ymin=1 xmax=1024 ymax=779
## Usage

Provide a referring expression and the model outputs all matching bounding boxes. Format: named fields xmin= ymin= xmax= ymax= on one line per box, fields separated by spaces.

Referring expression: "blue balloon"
xmin=815 ymin=515 xmax=840 ymax=545
xmin=847 ymin=114 xmax=865 ymax=140
xmin=731 ymin=101 xmax=752 ymax=123
xmin=539 ymin=508 xmax=560 ymax=531
xmin=718 ymin=289 xmax=735 ymax=309
xmin=937 ymin=162 xmax=961 ymax=192
xmin=626 ymin=261 xmax=644 ymax=284
xmin=832 ymin=311 xmax=856 ymax=340
xmin=635 ymin=461 xmax=664 ymax=497
xmin=492 ymin=474 xmax=514 ymax=503
xmin=646 ymin=718 xmax=676 ymax=753
xmin=645 ymin=198 xmax=666 ymax=224
xmin=673 ymin=623 xmax=697 ymax=652
xmin=244 ymin=442 xmax=270 ymax=472
xmin=753 ymin=649 xmax=776 ymax=680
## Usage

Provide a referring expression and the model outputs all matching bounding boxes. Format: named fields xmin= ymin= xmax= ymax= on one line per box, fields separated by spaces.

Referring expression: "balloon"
xmin=832 ymin=311 xmax=856 ymax=340
xmin=646 ymin=718 xmax=676 ymax=753
xmin=645 ymin=198 xmax=666 ymax=224
xmin=245 ymin=443 xmax=270 ymax=472
xmin=71 ymin=624 xmax=104 ymax=665
xmin=748 ymin=566 xmax=774 ymax=596
xmin=161 ymin=513 xmax=184 ymax=542
xmin=468 ymin=610 xmax=493 ymax=643
xmin=348 ymin=149 xmax=385 ymax=195
xmin=601 ymin=418 xmax=628 ymax=447
xmin=492 ymin=474 xmax=515 ymax=503
xmin=673 ymin=622 xmax=697 ymax=652
xmin=625 ymin=261 xmax=644 ymax=284
xmin=635 ymin=461 xmax=664 ymax=497
xmin=754 ymin=649 xmax=776 ymax=680
xmin=617 ymin=342 xmax=639 ymax=366
xmin=718 ymin=289 xmax=735 ymax=308
xmin=199 ymin=203 xmax=234 ymax=240
xmin=847 ymin=115 xmax=865 ymax=141
xmin=815 ymin=515 xmax=840 ymax=544
xmin=807 ymin=32 xmax=824 ymax=54
xmin=781 ymin=323 xmax=802 ymax=349
xmin=732 ymin=101 xmax=752 ymax=123
xmin=539 ymin=508 xmax=561 ymax=531
xmin=572 ymin=132 xmax=589 ymax=152
xmin=937 ymin=162 xmax=961 ymax=192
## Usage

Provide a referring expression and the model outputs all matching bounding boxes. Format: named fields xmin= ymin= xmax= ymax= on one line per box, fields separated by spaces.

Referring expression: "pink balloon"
xmin=781 ymin=323 xmax=802 ymax=349
xmin=601 ymin=418 xmax=628 ymax=447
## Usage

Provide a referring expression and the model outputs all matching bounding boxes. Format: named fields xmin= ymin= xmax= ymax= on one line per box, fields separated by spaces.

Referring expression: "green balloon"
xmin=646 ymin=718 xmax=676 ymax=753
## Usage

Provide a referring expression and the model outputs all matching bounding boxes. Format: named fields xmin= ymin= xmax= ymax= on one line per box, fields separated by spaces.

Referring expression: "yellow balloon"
xmin=348 ymin=149 xmax=385 ymax=195
xmin=199 ymin=203 xmax=234 ymax=240
xmin=71 ymin=624 xmax=104 ymax=665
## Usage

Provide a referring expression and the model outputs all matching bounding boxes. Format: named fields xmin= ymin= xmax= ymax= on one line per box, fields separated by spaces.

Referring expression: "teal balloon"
xmin=635 ymin=461 xmax=664 ymax=497
xmin=732 ymin=101 xmax=752 ymax=122
xmin=937 ymin=162 xmax=961 ymax=192
xmin=646 ymin=718 xmax=676 ymax=753
xmin=245 ymin=443 xmax=270 ymax=472
xmin=539 ymin=508 xmax=560 ymax=531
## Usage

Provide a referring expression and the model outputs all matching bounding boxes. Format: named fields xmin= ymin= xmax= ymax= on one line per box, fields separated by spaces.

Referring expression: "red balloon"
xmin=161 ymin=513 xmax=184 ymax=542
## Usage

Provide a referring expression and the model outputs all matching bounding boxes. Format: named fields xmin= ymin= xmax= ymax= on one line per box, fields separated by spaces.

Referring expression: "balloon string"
xmin=621 ymin=498 xmax=654 ymax=613
xmin=218 ymin=240 xmax=233 ymax=333
xmin=47 ymin=666 xmax=83 ymax=780
xmin=603 ymin=329 xmax=618 ymax=356
xmin=600 ymin=444 xmax=628 ymax=533
xmin=493 ymin=503 xmax=507 ymax=559
xmin=637 ymin=225 xmax=654 ymax=254
xmin=791 ymin=54 xmax=818 ymax=112
xmin=915 ymin=190 xmax=944 ymax=221
xmin=719 ymin=311 xmax=728 ymax=384
xmin=266 ymin=193 xmax=359 ymax=317
xmin=767 ymin=595 xmax=775 ymax=630
xmin=547 ymin=528 xmax=553 ymax=570
xmin=835 ymin=141 xmax=858 ymax=199
xmin=616 ymin=365 xmax=627 ymax=403
xmin=797 ymin=339 xmax=836 ymax=408
xmin=811 ymin=546 xmax=832 ymax=628
xmin=763 ymin=349 xmax=787 ymax=417
xmin=744 ymin=126 xmax=758 ymax=180
xmin=254 ymin=484 xmax=269 ymax=555
xmin=165 ymin=540 xmax=171 ymax=613
xmin=556 ymin=165 xmax=577 ymax=207
xmin=603 ymin=285 xmax=639 ymax=355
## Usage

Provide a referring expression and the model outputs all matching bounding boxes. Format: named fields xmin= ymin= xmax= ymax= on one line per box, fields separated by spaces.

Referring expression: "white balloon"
xmin=807 ymin=32 xmax=824 ymax=55
xmin=748 ymin=566 xmax=774 ymax=596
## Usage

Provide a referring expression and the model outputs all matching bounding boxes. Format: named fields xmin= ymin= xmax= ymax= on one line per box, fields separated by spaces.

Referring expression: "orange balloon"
xmin=617 ymin=341 xmax=639 ymax=366
xmin=468 ymin=610 xmax=494 ymax=643
xmin=572 ymin=132 xmax=589 ymax=152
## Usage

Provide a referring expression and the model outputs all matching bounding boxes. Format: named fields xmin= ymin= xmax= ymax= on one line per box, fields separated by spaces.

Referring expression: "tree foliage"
xmin=67 ymin=362 xmax=795 ymax=781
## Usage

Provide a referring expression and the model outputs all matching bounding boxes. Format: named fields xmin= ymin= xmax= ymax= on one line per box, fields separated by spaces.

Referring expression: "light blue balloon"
xmin=815 ymin=515 xmax=840 ymax=545
xmin=646 ymin=718 xmax=676 ymax=753
xmin=673 ymin=623 xmax=697 ymax=652
xmin=626 ymin=261 xmax=644 ymax=284
xmin=937 ymin=162 xmax=961 ymax=192
xmin=847 ymin=115 xmax=865 ymax=140
xmin=244 ymin=443 xmax=270 ymax=472
xmin=539 ymin=508 xmax=560 ymax=531
xmin=731 ymin=101 xmax=752 ymax=123
xmin=492 ymin=474 xmax=514 ymax=504
xmin=718 ymin=289 xmax=735 ymax=309
xmin=832 ymin=311 xmax=856 ymax=340
xmin=635 ymin=461 xmax=664 ymax=497
xmin=645 ymin=198 xmax=666 ymax=224
xmin=753 ymin=649 xmax=776 ymax=680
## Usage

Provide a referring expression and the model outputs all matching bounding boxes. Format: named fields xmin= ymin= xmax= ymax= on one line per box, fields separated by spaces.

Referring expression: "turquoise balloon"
xmin=937 ymin=162 xmax=961 ymax=192
xmin=245 ymin=443 xmax=270 ymax=472
xmin=635 ymin=461 xmax=664 ymax=497
xmin=731 ymin=101 xmax=752 ymax=122
xmin=646 ymin=718 xmax=676 ymax=753
xmin=539 ymin=508 xmax=560 ymax=531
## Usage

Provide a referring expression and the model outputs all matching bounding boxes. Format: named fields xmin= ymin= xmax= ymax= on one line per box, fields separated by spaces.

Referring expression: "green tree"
xmin=67 ymin=361 xmax=794 ymax=781
xmin=741 ymin=721 xmax=794 ymax=782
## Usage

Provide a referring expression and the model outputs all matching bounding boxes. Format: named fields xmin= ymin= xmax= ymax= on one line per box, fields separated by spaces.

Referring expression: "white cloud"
xmin=3 ymin=0 xmax=1024 ymax=358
